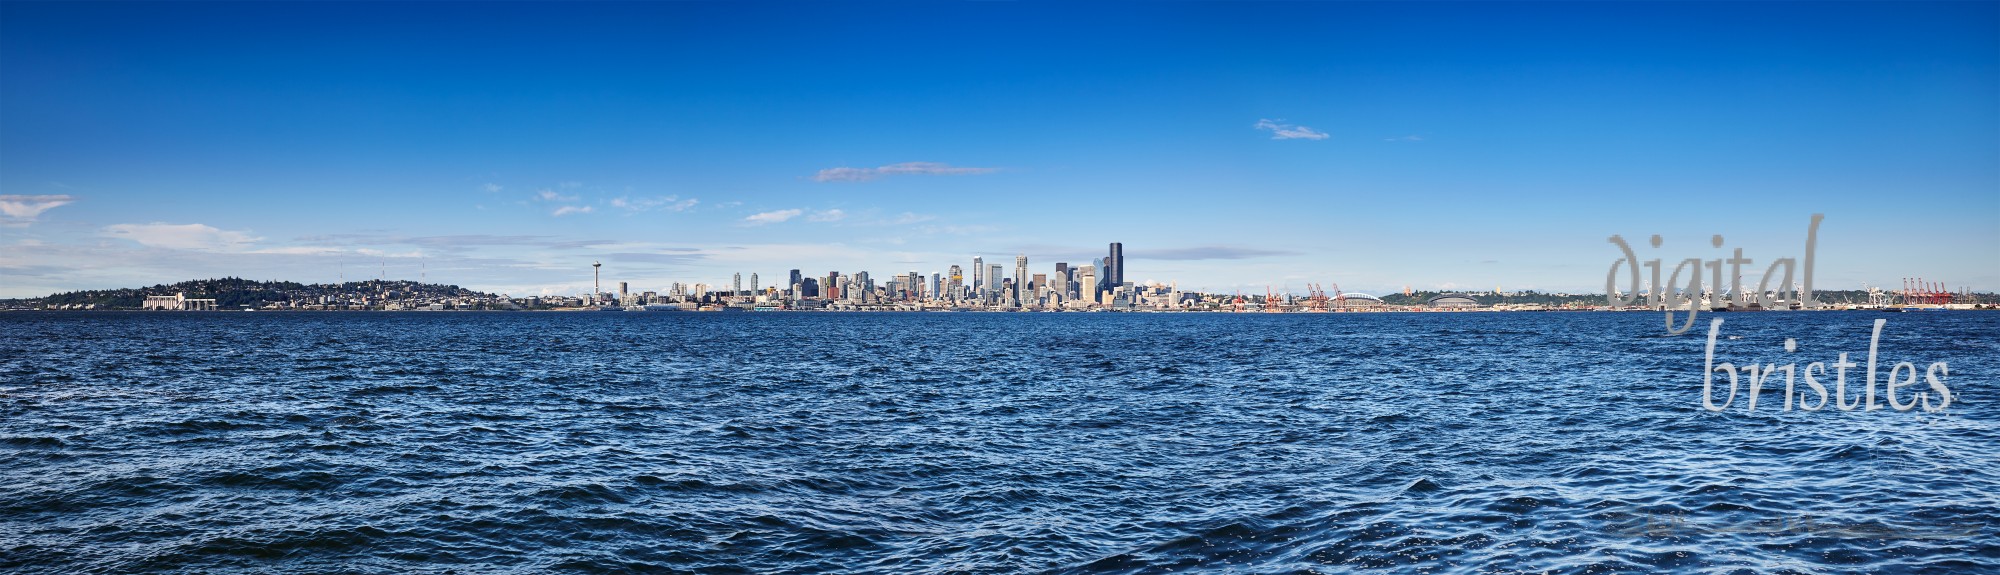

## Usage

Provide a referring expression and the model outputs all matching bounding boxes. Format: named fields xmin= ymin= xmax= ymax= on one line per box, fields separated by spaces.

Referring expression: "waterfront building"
xmin=141 ymin=292 xmax=218 ymax=311
xmin=1427 ymin=293 xmax=1481 ymax=309
xmin=1342 ymin=293 xmax=1386 ymax=310
xmin=948 ymin=265 xmax=963 ymax=300
xmin=1054 ymin=262 xmax=1069 ymax=299
xmin=1107 ymin=242 xmax=1124 ymax=288
xmin=972 ymin=257 xmax=984 ymax=293
xmin=1014 ymin=255 xmax=1028 ymax=303
xmin=1078 ymin=265 xmax=1097 ymax=304
xmin=583 ymin=241 xmax=1182 ymax=311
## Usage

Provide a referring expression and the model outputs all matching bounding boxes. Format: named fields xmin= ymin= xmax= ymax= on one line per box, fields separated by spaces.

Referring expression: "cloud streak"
xmin=1254 ymin=119 xmax=1329 ymax=140
xmin=1134 ymin=246 xmax=1298 ymax=260
xmin=0 ymin=194 xmax=76 ymax=222
xmin=610 ymin=196 xmax=698 ymax=213
xmin=607 ymin=252 xmax=708 ymax=265
xmin=402 ymin=234 xmax=552 ymax=248
xmin=813 ymin=162 xmax=999 ymax=183
xmin=102 ymin=222 xmax=260 ymax=251
xmin=743 ymin=209 xmax=803 ymax=225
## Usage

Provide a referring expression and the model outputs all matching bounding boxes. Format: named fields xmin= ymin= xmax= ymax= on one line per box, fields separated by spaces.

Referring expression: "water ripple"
xmin=0 ymin=311 xmax=1993 ymax=574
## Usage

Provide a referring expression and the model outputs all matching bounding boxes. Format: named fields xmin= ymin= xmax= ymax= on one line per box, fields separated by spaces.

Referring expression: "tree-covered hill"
xmin=14 ymin=277 xmax=498 ymax=309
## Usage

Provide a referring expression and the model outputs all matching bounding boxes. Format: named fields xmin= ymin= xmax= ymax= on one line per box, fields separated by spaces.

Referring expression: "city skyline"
xmin=3 ymin=2 xmax=1995 ymax=299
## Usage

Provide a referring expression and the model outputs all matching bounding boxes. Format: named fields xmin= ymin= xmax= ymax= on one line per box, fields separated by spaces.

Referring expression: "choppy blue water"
xmin=1 ymin=311 xmax=1994 ymax=574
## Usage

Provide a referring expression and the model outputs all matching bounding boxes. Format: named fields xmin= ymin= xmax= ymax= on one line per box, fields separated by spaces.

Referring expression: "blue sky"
xmin=3 ymin=2 xmax=1995 ymax=298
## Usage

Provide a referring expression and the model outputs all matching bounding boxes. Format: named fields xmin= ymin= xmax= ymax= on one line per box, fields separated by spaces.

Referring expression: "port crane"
xmin=1305 ymin=284 xmax=1329 ymax=312
xmin=1903 ymin=278 xmax=1956 ymax=306
xmin=1300 ymin=283 xmax=1350 ymax=312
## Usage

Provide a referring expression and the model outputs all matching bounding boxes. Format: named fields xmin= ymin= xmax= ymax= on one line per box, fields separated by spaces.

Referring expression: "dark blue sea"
xmin=2 ymin=311 xmax=1995 ymax=574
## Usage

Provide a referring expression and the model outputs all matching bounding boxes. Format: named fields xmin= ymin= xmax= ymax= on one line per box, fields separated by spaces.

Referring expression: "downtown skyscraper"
xmin=948 ymin=265 xmax=963 ymax=300
xmin=1107 ymin=242 xmax=1124 ymax=289
xmin=1015 ymin=255 xmax=1029 ymax=304
xmin=972 ymin=257 xmax=984 ymax=296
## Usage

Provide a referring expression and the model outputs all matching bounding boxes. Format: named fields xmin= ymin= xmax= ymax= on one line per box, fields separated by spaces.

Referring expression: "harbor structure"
xmin=141 ymin=293 xmax=218 ymax=311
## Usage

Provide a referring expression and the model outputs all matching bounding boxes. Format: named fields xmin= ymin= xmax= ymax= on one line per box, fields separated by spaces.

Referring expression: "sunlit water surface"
xmin=2 ymin=311 xmax=1994 ymax=574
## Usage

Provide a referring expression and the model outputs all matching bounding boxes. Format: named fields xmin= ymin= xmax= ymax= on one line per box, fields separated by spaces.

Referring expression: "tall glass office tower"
xmin=1014 ymin=255 xmax=1029 ymax=303
xmin=1107 ymin=242 xmax=1124 ymax=288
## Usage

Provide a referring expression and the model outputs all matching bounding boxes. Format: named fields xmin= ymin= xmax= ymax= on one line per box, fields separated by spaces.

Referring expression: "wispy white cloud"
xmin=1254 ymin=119 xmax=1330 ymax=140
xmin=102 ymin=222 xmax=260 ymax=251
xmin=532 ymin=186 xmax=593 ymax=216
xmin=0 ymin=194 xmax=76 ymax=222
xmin=609 ymin=195 xmax=699 ymax=213
xmin=246 ymin=246 xmax=348 ymax=256
xmin=482 ymin=183 xmax=503 ymax=193
xmin=813 ymin=162 xmax=999 ymax=183
xmin=355 ymin=248 xmax=425 ymax=258
xmin=242 ymin=245 xmax=422 ymax=258
xmin=916 ymin=224 xmax=999 ymax=236
xmin=1137 ymin=245 xmax=1298 ymax=260
xmin=743 ymin=209 xmax=803 ymax=225
xmin=606 ymin=251 xmax=707 ymax=265
xmin=807 ymin=209 xmax=846 ymax=222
